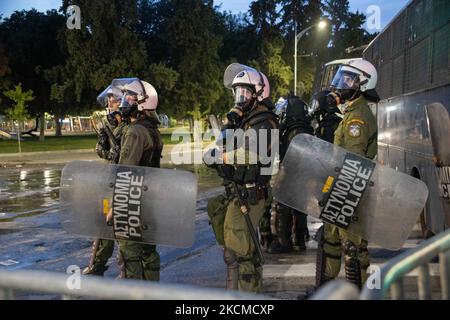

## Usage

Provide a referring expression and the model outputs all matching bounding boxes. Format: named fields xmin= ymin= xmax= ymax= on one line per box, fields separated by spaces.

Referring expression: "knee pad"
xmin=343 ymin=240 xmax=358 ymax=258
xmin=223 ymin=248 xmax=238 ymax=266
xmin=343 ymin=240 xmax=362 ymax=288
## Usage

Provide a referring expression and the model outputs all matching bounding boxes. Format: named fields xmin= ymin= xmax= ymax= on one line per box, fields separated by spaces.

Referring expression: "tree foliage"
xmin=0 ymin=0 xmax=375 ymax=122
xmin=3 ymin=83 xmax=34 ymax=121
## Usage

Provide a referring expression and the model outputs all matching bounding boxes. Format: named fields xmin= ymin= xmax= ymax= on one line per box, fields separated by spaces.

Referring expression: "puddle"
xmin=0 ymin=164 xmax=221 ymax=222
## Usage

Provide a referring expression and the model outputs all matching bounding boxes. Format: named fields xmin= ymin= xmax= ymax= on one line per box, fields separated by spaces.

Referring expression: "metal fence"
xmin=309 ymin=229 xmax=450 ymax=300
xmin=0 ymin=269 xmax=270 ymax=300
xmin=360 ymin=228 xmax=450 ymax=300
xmin=3 ymin=230 xmax=450 ymax=300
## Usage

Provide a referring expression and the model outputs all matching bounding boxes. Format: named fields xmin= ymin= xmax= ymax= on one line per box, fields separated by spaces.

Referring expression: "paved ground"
xmin=0 ymin=152 xmax=441 ymax=300
xmin=0 ymin=144 xmax=194 ymax=167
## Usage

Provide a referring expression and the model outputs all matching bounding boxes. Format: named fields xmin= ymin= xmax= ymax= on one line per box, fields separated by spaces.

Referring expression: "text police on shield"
xmin=112 ymin=167 xmax=145 ymax=241
xmin=320 ymin=153 xmax=375 ymax=229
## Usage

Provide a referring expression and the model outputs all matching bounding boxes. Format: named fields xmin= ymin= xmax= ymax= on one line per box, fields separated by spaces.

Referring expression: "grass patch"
xmin=0 ymin=132 xmax=189 ymax=154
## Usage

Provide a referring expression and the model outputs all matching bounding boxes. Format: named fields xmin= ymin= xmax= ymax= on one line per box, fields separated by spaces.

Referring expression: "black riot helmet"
xmin=277 ymin=95 xmax=312 ymax=132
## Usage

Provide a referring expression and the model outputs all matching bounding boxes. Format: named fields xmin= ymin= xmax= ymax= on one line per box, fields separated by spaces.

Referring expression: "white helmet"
xmin=330 ymin=59 xmax=377 ymax=93
xmin=223 ymin=63 xmax=270 ymax=104
xmin=111 ymin=78 xmax=158 ymax=111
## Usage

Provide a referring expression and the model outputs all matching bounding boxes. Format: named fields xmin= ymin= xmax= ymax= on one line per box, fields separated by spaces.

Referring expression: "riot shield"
xmin=273 ymin=134 xmax=429 ymax=250
xmin=60 ymin=161 xmax=197 ymax=247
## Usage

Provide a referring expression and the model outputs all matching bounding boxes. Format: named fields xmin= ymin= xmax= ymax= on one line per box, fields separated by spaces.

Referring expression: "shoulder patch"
xmin=348 ymin=123 xmax=361 ymax=137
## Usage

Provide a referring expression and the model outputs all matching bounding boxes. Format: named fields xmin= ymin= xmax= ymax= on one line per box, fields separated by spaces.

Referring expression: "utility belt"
xmin=235 ymin=183 xmax=269 ymax=206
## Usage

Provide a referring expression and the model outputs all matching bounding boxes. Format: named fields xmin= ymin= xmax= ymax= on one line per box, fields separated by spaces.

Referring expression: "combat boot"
xmin=268 ymin=238 xmax=293 ymax=254
xmin=268 ymin=206 xmax=293 ymax=254
xmin=259 ymin=234 xmax=273 ymax=252
xmin=293 ymin=236 xmax=307 ymax=252
xmin=293 ymin=213 xmax=309 ymax=250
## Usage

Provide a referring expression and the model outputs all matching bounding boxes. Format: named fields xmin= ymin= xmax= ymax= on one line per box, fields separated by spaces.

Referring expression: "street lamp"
xmin=294 ymin=20 xmax=327 ymax=96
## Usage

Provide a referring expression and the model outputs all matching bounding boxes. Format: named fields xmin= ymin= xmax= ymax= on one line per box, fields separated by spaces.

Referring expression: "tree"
xmin=0 ymin=9 xmax=66 ymax=140
xmin=3 ymin=83 xmax=34 ymax=153
xmin=143 ymin=63 xmax=179 ymax=115
xmin=323 ymin=0 xmax=370 ymax=59
xmin=279 ymin=0 xmax=307 ymax=35
xmin=0 ymin=44 xmax=11 ymax=108
xmin=163 ymin=0 xmax=223 ymax=119
xmin=249 ymin=0 xmax=282 ymax=42
xmin=46 ymin=0 xmax=149 ymax=135
xmin=251 ymin=39 xmax=293 ymax=100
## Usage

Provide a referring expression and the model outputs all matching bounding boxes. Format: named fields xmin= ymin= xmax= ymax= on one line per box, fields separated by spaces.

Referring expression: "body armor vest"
xmin=232 ymin=107 xmax=278 ymax=186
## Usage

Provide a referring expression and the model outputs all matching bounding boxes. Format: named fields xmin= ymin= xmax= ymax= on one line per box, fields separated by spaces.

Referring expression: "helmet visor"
xmin=107 ymin=95 xmax=121 ymax=112
xmin=275 ymin=98 xmax=288 ymax=116
xmin=119 ymin=92 xmax=138 ymax=111
xmin=97 ymin=85 xmax=123 ymax=109
xmin=233 ymin=86 xmax=254 ymax=105
xmin=310 ymin=98 xmax=320 ymax=115
xmin=331 ymin=68 xmax=360 ymax=90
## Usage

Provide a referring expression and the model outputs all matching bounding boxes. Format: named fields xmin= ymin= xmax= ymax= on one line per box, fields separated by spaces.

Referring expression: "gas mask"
xmin=330 ymin=68 xmax=362 ymax=103
xmin=226 ymin=85 xmax=257 ymax=126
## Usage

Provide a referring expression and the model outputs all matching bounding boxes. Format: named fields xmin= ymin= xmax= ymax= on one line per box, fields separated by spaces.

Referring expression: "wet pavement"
xmin=0 ymin=164 xmax=223 ymax=294
xmin=0 ymin=163 xmax=437 ymax=300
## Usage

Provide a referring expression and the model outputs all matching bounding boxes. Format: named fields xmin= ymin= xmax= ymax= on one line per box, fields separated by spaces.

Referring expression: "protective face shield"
xmin=118 ymin=92 xmax=138 ymax=118
xmin=111 ymin=78 xmax=158 ymax=111
xmin=108 ymin=96 xmax=121 ymax=112
xmin=224 ymin=64 xmax=270 ymax=125
xmin=97 ymin=85 xmax=123 ymax=111
xmin=275 ymin=97 xmax=288 ymax=117
xmin=224 ymin=63 xmax=270 ymax=103
xmin=330 ymin=59 xmax=378 ymax=103
xmin=330 ymin=68 xmax=360 ymax=102
xmin=233 ymin=85 xmax=255 ymax=109
xmin=331 ymin=69 xmax=360 ymax=91
xmin=310 ymin=97 xmax=319 ymax=114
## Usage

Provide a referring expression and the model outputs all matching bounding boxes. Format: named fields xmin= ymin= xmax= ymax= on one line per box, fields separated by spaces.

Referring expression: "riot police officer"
xmin=109 ymin=78 xmax=163 ymax=280
xmin=268 ymin=95 xmax=314 ymax=254
xmin=318 ymin=59 xmax=379 ymax=289
xmin=311 ymin=89 xmax=342 ymax=143
xmin=83 ymin=86 xmax=126 ymax=276
xmin=218 ymin=63 xmax=278 ymax=293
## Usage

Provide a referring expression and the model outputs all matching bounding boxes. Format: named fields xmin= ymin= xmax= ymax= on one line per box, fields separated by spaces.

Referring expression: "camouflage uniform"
xmin=322 ymin=95 xmax=377 ymax=288
xmin=207 ymin=180 xmax=233 ymax=246
xmin=222 ymin=104 xmax=278 ymax=293
xmin=117 ymin=115 xmax=163 ymax=280
xmin=84 ymin=121 xmax=128 ymax=276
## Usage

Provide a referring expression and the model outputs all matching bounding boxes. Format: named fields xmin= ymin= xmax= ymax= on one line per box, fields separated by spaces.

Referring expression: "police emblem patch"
xmin=348 ymin=124 xmax=361 ymax=137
